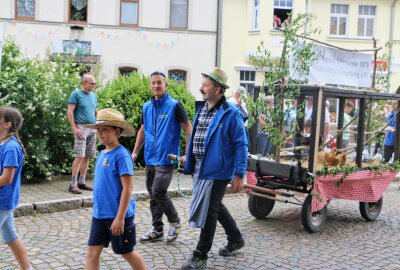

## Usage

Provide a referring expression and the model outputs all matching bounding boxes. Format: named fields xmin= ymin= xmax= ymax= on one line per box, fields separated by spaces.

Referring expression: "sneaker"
xmin=68 ymin=185 xmax=82 ymax=194
xmin=77 ymin=183 xmax=93 ymax=191
xmin=166 ymin=220 xmax=181 ymax=243
xmin=218 ymin=239 xmax=245 ymax=256
xmin=181 ymin=250 xmax=207 ymax=270
xmin=139 ymin=227 xmax=164 ymax=243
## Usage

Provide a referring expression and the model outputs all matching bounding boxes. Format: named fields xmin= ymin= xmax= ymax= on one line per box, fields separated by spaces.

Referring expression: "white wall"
xmin=191 ymin=0 xmax=217 ymax=31
xmin=141 ymin=0 xmax=168 ymax=28
xmin=0 ymin=0 xmax=13 ymax=18
xmin=37 ymin=0 xmax=64 ymax=22
xmin=91 ymin=0 xmax=118 ymax=26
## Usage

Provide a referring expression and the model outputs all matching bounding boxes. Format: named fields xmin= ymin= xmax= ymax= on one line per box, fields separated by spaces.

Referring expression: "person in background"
xmin=67 ymin=74 xmax=98 ymax=194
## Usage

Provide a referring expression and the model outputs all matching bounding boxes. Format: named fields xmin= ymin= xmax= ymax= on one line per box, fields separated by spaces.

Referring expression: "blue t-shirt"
xmin=68 ymin=89 xmax=98 ymax=124
xmin=93 ymin=145 xmax=136 ymax=219
xmin=0 ymin=137 xmax=24 ymax=210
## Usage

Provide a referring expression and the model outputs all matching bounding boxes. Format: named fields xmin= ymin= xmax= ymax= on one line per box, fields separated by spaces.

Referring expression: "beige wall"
xmin=221 ymin=0 xmax=400 ymax=94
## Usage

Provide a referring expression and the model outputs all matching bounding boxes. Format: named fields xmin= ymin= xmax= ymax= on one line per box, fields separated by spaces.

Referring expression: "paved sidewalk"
xmin=15 ymin=170 xmax=193 ymax=217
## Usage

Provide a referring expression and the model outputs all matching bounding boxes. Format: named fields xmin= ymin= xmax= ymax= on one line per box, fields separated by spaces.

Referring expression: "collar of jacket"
xmin=151 ymin=91 xmax=170 ymax=106
xmin=196 ymin=95 xmax=228 ymax=113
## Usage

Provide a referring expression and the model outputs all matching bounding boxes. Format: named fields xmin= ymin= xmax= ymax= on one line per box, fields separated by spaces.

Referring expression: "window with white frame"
xmin=330 ymin=4 xmax=348 ymax=36
xmin=273 ymin=0 xmax=292 ymax=30
xmin=168 ymin=69 xmax=187 ymax=84
xmin=120 ymin=0 xmax=139 ymax=26
xmin=69 ymin=0 xmax=87 ymax=22
xmin=240 ymin=71 xmax=256 ymax=94
xmin=358 ymin=5 xmax=376 ymax=37
xmin=119 ymin=67 xmax=137 ymax=77
xmin=252 ymin=0 xmax=260 ymax=31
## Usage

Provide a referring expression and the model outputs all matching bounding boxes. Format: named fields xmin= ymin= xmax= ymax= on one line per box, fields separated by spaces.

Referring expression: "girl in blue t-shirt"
xmin=0 ymin=107 xmax=33 ymax=270
xmin=84 ymin=108 xmax=146 ymax=270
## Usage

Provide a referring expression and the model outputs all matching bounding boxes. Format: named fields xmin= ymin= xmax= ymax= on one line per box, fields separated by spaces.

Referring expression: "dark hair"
xmin=204 ymin=75 xmax=226 ymax=95
xmin=0 ymin=107 xmax=26 ymax=155
xmin=150 ymin=71 xmax=166 ymax=78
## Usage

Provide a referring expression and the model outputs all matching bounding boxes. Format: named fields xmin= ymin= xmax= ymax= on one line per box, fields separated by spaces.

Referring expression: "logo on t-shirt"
xmin=159 ymin=114 xmax=168 ymax=119
xmin=102 ymin=158 xmax=110 ymax=166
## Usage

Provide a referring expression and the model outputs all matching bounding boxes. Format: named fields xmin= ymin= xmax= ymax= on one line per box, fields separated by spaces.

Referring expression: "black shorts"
xmin=88 ymin=216 xmax=136 ymax=254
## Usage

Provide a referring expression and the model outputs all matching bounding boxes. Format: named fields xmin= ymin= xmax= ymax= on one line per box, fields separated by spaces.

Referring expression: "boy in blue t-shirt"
xmin=0 ymin=107 xmax=33 ymax=270
xmin=84 ymin=108 xmax=146 ymax=270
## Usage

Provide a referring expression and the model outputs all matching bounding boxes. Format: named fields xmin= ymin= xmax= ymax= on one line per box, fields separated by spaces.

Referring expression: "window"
xmin=16 ymin=0 xmax=35 ymax=20
xmin=120 ymin=0 xmax=139 ymax=26
xmin=168 ymin=69 xmax=187 ymax=84
xmin=252 ymin=0 xmax=260 ymax=31
xmin=330 ymin=4 xmax=348 ymax=36
xmin=69 ymin=0 xmax=87 ymax=22
xmin=170 ymin=0 xmax=188 ymax=29
xmin=240 ymin=71 xmax=255 ymax=94
xmin=358 ymin=5 xmax=376 ymax=37
xmin=119 ymin=67 xmax=137 ymax=77
xmin=273 ymin=0 xmax=292 ymax=30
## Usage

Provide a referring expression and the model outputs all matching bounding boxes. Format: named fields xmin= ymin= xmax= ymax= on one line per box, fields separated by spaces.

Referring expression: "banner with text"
xmin=290 ymin=44 xmax=372 ymax=88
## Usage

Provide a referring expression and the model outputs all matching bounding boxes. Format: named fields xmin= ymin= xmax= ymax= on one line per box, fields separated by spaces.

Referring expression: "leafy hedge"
xmin=97 ymin=73 xmax=196 ymax=166
xmin=0 ymin=39 xmax=82 ymax=180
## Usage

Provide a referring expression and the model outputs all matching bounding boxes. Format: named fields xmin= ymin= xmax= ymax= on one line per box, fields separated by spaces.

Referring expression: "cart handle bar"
xmin=249 ymin=192 xmax=302 ymax=206
xmin=244 ymin=184 xmax=294 ymax=198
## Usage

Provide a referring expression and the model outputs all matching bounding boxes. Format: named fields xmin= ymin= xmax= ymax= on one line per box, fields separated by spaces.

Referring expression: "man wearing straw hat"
xmin=181 ymin=67 xmax=248 ymax=270
xmin=132 ymin=71 xmax=192 ymax=244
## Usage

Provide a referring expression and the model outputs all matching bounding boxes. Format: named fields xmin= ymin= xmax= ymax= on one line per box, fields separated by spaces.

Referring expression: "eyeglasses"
xmin=150 ymin=71 xmax=166 ymax=78
xmin=85 ymin=82 xmax=96 ymax=86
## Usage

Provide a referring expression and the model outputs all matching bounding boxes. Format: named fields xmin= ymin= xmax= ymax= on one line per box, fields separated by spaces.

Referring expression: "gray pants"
xmin=145 ymin=165 xmax=179 ymax=230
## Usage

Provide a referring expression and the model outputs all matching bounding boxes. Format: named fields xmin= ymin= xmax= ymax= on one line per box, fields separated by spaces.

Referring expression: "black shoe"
xmin=218 ymin=239 xmax=245 ymax=256
xmin=181 ymin=250 xmax=207 ymax=270
xmin=139 ymin=227 xmax=164 ymax=243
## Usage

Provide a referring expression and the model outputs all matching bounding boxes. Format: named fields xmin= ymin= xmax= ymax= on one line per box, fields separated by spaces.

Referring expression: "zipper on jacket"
xmin=153 ymin=101 xmax=158 ymax=166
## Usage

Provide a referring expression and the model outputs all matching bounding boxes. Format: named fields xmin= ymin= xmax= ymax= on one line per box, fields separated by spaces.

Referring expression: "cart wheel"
xmin=301 ymin=195 xmax=327 ymax=233
xmin=359 ymin=197 xmax=383 ymax=221
xmin=248 ymin=192 xmax=275 ymax=219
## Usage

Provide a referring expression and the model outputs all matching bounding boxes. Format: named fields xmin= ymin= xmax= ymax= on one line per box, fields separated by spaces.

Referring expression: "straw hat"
xmin=85 ymin=108 xmax=136 ymax=137
xmin=201 ymin=67 xmax=229 ymax=89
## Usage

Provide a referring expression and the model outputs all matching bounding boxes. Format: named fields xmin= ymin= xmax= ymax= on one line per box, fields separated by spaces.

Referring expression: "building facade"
xmin=0 ymin=0 xmax=219 ymax=99
xmin=220 ymin=0 xmax=400 ymax=94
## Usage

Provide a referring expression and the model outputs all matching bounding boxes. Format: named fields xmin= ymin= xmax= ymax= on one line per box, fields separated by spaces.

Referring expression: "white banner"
xmin=290 ymin=44 xmax=372 ymax=88
xmin=0 ymin=22 xmax=5 ymax=69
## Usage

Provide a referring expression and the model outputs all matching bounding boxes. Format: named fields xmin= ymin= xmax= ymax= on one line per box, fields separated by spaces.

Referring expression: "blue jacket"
xmin=384 ymin=111 xmax=397 ymax=146
xmin=184 ymin=97 xmax=248 ymax=180
xmin=143 ymin=92 xmax=181 ymax=166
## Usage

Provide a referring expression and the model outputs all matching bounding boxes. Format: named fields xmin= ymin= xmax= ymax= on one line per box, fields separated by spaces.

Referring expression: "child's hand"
xmin=110 ymin=218 xmax=125 ymax=236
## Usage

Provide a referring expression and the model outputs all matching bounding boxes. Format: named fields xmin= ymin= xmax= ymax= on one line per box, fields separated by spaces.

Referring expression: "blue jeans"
xmin=0 ymin=210 xmax=18 ymax=244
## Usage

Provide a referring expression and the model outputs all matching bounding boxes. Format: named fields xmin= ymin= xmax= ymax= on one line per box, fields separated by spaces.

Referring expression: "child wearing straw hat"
xmin=84 ymin=108 xmax=146 ymax=270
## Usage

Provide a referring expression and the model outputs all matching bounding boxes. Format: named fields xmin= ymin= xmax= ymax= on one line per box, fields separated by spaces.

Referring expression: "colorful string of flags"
xmin=1 ymin=20 xmax=182 ymax=49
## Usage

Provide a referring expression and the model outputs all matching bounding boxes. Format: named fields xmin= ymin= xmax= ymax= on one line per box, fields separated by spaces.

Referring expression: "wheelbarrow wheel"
xmin=359 ymin=197 xmax=383 ymax=221
xmin=301 ymin=195 xmax=327 ymax=233
xmin=248 ymin=192 xmax=275 ymax=219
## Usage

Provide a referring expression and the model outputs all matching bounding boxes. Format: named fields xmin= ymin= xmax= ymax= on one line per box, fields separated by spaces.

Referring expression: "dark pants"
xmin=383 ymin=145 xmax=394 ymax=163
xmin=145 ymin=165 xmax=179 ymax=230
xmin=196 ymin=180 xmax=243 ymax=259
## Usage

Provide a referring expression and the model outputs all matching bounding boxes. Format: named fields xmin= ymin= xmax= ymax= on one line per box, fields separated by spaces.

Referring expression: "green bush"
xmin=0 ymin=39 xmax=82 ymax=180
xmin=97 ymin=73 xmax=195 ymax=166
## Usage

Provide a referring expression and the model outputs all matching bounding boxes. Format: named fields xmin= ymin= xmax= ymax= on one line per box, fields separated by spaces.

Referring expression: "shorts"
xmin=73 ymin=124 xmax=97 ymax=158
xmin=88 ymin=216 xmax=136 ymax=254
xmin=0 ymin=210 xmax=18 ymax=244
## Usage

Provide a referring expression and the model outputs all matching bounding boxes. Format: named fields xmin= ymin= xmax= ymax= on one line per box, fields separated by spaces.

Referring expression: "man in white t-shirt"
xmin=304 ymin=97 xmax=330 ymax=142
xmin=228 ymin=86 xmax=248 ymax=127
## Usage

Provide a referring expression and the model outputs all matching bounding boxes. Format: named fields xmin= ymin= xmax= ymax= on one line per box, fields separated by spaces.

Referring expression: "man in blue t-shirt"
xmin=67 ymin=74 xmax=98 ymax=194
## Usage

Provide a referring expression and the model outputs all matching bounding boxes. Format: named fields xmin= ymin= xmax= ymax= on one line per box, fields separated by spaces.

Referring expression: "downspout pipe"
xmin=387 ymin=0 xmax=398 ymax=93
xmin=215 ymin=0 xmax=222 ymax=67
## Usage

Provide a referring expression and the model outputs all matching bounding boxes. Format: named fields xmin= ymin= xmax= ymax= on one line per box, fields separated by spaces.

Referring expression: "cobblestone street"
xmin=1 ymin=183 xmax=400 ymax=270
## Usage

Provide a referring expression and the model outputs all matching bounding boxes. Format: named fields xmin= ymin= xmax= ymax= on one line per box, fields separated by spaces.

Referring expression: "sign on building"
xmin=290 ymin=44 xmax=372 ymax=88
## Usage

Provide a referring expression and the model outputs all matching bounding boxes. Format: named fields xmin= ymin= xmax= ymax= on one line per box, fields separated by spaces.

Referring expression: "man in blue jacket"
xmin=181 ymin=68 xmax=248 ymax=270
xmin=132 ymin=71 xmax=192 ymax=244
